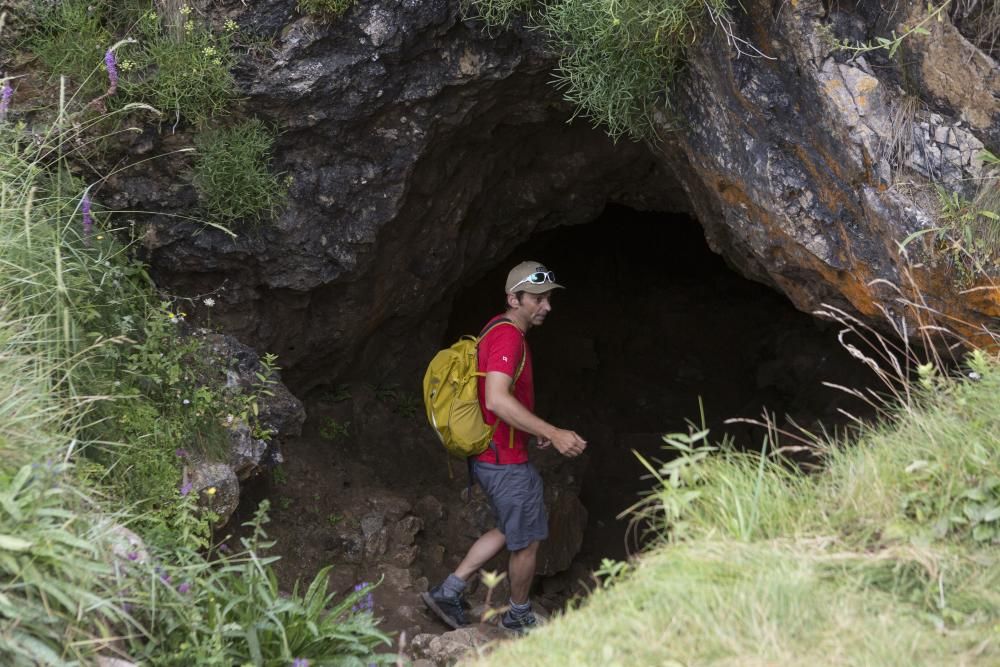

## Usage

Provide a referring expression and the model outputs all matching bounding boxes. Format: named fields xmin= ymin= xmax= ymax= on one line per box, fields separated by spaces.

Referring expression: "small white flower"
xmin=182 ymin=399 xmax=191 ymax=405
xmin=203 ymin=297 xmax=216 ymax=307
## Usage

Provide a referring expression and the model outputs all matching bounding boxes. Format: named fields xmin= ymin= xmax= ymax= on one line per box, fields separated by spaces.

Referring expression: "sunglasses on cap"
xmin=509 ymin=270 xmax=557 ymax=291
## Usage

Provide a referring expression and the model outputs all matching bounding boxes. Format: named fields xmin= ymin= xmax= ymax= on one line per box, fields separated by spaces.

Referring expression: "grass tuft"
xmin=192 ymin=118 xmax=287 ymax=226
xmin=297 ymin=0 xmax=357 ymax=20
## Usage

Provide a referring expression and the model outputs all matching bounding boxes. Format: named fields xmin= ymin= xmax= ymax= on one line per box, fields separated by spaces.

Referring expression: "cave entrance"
xmin=444 ymin=204 xmax=874 ymax=570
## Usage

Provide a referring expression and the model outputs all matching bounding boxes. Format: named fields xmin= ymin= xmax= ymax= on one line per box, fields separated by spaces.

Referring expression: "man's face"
xmin=510 ymin=290 xmax=554 ymax=328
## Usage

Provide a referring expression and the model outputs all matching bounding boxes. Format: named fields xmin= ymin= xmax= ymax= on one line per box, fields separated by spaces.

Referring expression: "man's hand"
xmin=547 ymin=428 xmax=587 ymax=458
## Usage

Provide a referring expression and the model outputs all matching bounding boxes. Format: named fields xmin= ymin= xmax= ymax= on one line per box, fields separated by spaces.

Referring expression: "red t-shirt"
xmin=474 ymin=316 xmax=533 ymax=465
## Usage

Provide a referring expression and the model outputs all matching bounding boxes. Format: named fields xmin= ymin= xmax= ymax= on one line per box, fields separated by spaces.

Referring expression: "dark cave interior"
xmin=239 ymin=203 xmax=881 ymax=631
xmin=444 ymin=204 xmax=877 ymax=562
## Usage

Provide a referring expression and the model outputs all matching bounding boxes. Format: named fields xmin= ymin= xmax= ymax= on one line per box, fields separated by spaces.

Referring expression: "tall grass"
xmin=0 ymin=80 xmax=390 ymax=663
xmin=0 ymin=118 xmax=139 ymax=663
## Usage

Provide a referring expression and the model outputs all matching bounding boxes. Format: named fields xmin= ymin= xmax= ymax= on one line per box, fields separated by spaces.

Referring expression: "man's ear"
xmin=506 ymin=292 xmax=519 ymax=309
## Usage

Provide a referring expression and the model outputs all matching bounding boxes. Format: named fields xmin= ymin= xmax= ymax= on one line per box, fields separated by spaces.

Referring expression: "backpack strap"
xmin=476 ymin=317 xmax=526 ymax=449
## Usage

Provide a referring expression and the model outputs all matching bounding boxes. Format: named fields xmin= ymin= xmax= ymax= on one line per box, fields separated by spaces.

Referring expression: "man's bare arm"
xmin=484 ymin=371 xmax=587 ymax=457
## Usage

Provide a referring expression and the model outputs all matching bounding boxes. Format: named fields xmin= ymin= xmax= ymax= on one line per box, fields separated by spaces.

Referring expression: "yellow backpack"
xmin=422 ymin=319 xmax=525 ymax=460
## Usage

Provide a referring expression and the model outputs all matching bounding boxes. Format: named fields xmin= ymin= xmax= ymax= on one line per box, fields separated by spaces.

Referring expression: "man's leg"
xmin=421 ymin=528 xmax=506 ymax=629
xmin=455 ymin=528 xmax=506 ymax=580
xmin=507 ymin=540 xmax=539 ymax=604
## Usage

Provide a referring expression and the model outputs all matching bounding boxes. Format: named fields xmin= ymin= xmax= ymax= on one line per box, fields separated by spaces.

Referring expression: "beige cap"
xmin=505 ymin=261 xmax=565 ymax=294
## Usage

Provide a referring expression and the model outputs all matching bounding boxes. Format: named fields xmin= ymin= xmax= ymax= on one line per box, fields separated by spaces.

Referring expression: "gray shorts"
xmin=472 ymin=461 xmax=548 ymax=551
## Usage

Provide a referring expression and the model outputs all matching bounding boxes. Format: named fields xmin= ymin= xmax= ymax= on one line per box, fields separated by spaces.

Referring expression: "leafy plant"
xmin=319 ymin=418 xmax=352 ymax=442
xmin=834 ymin=1 xmax=948 ymax=60
xmin=192 ymin=119 xmax=287 ymax=226
xmin=122 ymin=501 xmax=395 ymax=665
xmin=593 ymin=557 xmax=631 ymax=588
xmin=375 ymin=383 xmax=422 ymax=417
xmin=272 ymin=465 xmax=289 ymax=486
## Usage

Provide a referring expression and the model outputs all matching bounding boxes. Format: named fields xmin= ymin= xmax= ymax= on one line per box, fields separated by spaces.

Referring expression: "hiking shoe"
xmin=420 ymin=586 xmax=469 ymax=629
xmin=500 ymin=608 xmax=539 ymax=634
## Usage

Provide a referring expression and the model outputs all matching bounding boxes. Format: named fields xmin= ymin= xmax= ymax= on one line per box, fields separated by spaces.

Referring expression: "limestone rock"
xmin=410 ymin=627 xmax=494 ymax=665
xmin=186 ymin=461 xmax=239 ymax=523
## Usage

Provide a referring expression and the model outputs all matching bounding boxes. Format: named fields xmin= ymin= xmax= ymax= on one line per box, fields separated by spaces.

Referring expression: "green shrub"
xmin=192 ymin=119 xmax=287 ymax=225
xmin=468 ymin=0 xmax=728 ymax=140
xmin=297 ymin=0 xmax=357 ymax=20
xmin=540 ymin=0 xmax=726 ymax=140
xmin=27 ymin=0 xmax=116 ymax=99
xmin=27 ymin=1 xmax=238 ymax=126
xmin=123 ymin=6 xmax=239 ymax=126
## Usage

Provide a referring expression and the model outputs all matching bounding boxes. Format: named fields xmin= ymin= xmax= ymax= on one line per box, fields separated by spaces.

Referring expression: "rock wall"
xmin=664 ymin=0 xmax=999 ymax=344
xmin=121 ymin=0 xmax=998 ymax=388
xmin=132 ymin=0 xmax=684 ymax=390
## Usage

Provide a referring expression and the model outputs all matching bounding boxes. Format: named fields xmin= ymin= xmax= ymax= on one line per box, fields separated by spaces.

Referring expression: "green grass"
xmin=476 ymin=539 xmax=998 ymax=666
xmin=476 ymin=350 xmax=1000 ymax=665
xmin=192 ymin=119 xmax=287 ymax=226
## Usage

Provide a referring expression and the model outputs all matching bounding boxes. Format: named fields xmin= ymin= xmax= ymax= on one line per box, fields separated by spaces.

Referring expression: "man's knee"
xmin=512 ymin=540 xmax=540 ymax=556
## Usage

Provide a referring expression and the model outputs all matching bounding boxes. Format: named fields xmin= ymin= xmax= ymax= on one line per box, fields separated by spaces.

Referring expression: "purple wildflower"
xmin=160 ymin=572 xmax=172 ymax=584
xmin=291 ymin=659 xmax=309 ymax=667
xmin=180 ymin=481 xmax=193 ymax=496
xmin=352 ymin=582 xmax=374 ymax=612
xmin=104 ymin=49 xmax=119 ymax=95
xmin=178 ymin=582 xmax=191 ymax=594
xmin=126 ymin=551 xmax=139 ymax=561
xmin=218 ymin=543 xmax=230 ymax=553
xmin=0 ymin=80 xmax=12 ymax=120
xmin=175 ymin=448 xmax=188 ymax=458
xmin=81 ymin=194 xmax=93 ymax=244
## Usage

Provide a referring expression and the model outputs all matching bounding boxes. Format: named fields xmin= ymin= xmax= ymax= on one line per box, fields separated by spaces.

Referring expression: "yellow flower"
xmin=180 ymin=4 xmax=192 ymax=15
xmin=202 ymin=46 xmax=217 ymax=57
xmin=206 ymin=487 xmax=217 ymax=496
xmin=185 ymin=20 xmax=195 ymax=33
xmin=225 ymin=19 xmax=238 ymax=32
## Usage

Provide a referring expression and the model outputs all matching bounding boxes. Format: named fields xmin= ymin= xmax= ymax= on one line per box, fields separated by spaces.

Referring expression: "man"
xmin=421 ymin=261 xmax=588 ymax=633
